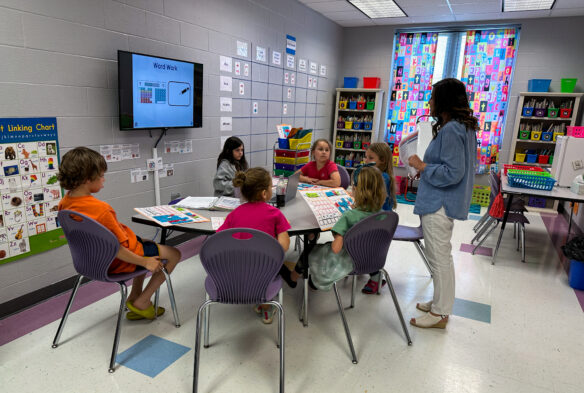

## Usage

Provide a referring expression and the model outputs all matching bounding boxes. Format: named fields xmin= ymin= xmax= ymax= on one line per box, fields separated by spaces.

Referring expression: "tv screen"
xmin=118 ymin=50 xmax=203 ymax=130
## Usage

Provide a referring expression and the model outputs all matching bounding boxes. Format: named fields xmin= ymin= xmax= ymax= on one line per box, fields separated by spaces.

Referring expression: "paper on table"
xmin=211 ymin=217 xmax=225 ymax=230
xmin=175 ymin=197 xmax=217 ymax=209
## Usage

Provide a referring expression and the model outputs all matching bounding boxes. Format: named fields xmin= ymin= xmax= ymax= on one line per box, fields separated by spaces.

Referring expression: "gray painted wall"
xmin=339 ymin=16 xmax=584 ymax=186
xmin=0 ymin=0 xmax=343 ymax=304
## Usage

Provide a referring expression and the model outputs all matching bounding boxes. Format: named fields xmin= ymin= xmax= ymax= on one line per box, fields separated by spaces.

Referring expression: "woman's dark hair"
xmin=233 ymin=167 xmax=271 ymax=202
xmin=217 ymin=136 xmax=248 ymax=171
xmin=430 ymin=78 xmax=479 ymax=138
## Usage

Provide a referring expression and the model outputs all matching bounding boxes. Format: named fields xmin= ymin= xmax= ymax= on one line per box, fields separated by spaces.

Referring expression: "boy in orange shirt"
xmin=58 ymin=147 xmax=181 ymax=320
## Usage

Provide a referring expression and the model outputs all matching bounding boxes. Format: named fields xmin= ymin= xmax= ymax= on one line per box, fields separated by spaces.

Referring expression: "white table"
xmin=491 ymin=175 xmax=584 ymax=264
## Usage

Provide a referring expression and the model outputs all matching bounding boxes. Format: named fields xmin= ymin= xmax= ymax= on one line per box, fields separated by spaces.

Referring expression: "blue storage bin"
xmin=353 ymin=122 xmax=362 ymax=130
xmin=364 ymin=122 xmax=372 ymax=130
xmin=528 ymin=79 xmax=551 ymax=92
xmin=541 ymin=131 xmax=553 ymax=141
xmin=525 ymin=154 xmax=538 ymax=163
xmin=275 ymin=163 xmax=303 ymax=172
xmin=522 ymin=107 xmax=534 ymax=117
xmin=569 ymin=259 xmax=584 ymax=290
xmin=348 ymin=101 xmax=357 ymax=109
xmin=278 ymin=138 xmax=289 ymax=149
xmin=344 ymin=77 xmax=358 ymax=88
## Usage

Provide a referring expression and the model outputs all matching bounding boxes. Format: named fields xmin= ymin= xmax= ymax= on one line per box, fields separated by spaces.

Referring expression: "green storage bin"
xmin=561 ymin=78 xmax=577 ymax=93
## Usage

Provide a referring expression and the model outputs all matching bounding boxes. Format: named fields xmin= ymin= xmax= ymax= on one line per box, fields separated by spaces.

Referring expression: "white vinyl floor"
xmin=1 ymin=204 xmax=583 ymax=393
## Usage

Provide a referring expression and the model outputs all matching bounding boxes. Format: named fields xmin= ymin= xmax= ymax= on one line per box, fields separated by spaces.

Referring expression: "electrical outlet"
xmin=572 ymin=160 xmax=584 ymax=171
xmin=170 ymin=192 xmax=181 ymax=201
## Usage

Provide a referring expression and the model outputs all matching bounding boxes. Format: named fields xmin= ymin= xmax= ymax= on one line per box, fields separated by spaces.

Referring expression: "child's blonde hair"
xmin=367 ymin=142 xmax=397 ymax=208
xmin=233 ymin=167 xmax=271 ymax=202
xmin=353 ymin=166 xmax=386 ymax=212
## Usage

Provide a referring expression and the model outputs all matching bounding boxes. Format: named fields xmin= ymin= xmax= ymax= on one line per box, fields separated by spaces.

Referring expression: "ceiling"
xmin=297 ymin=0 xmax=584 ymax=27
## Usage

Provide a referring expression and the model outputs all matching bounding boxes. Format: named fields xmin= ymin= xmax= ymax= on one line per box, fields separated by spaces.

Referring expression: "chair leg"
xmin=299 ymin=268 xmax=309 ymax=327
xmin=381 ymin=269 xmax=412 ymax=345
xmin=413 ymin=240 xmax=433 ymax=277
xmin=332 ymin=282 xmax=358 ymax=364
xmin=52 ymin=274 xmax=84 ymax=348
xmin=472 ymin=221 xmax=498 ymax=255
xmin=513 ymin=221 xmax=517 ymax=240
xmin=350 ymin=275 xmax=356 ymax=308
xmin=521 ymin=223 xmax=526 ymax=263
xmin=162 ymin=267 xmax=181 ymax=327
xmin=267 ymin=299 xmax=285 ymax=393
xmin=193 ymin=300 xmax=213 ymax=393
xmin=154 ymin=288 xmax=160 ymax=318
xmin=109 ymin=282 xmax=128 ymax=373
xmin=275 ymin=289 xmax=283 ymax=348
xmin=471 ymin=217 xmax=492 ymax=244
xmin=204 ymin=293 xmax=210 ymax=348
xmin=473 ymin=212 xmax=489 ymax=232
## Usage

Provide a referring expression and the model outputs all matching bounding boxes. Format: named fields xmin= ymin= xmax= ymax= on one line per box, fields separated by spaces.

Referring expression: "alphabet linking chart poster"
xmin=299 ymin=187 xmax=353 ymax=231
xmin=0 ymin=118 xmax=67 ymax=265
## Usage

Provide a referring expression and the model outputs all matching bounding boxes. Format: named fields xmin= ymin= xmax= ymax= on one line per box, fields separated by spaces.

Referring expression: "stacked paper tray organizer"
xmin=507 ymin=169 xmax=557 ymax=191
xmin=273 ymin=130 xmax=312 ymax=177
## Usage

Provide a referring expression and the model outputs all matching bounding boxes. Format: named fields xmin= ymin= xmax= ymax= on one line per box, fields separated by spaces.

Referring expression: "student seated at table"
xmin=284 ymin=166 xmax=387 ymax=290
xmin=57 ymin=147 xmax=181 ymax=320
xmin=217 ymin=167 xmax=291 ymax=324
xmin=213 ymin=136 xmax=248 ymax=196
xmin=298 ymin=139 xmax=341 ymax=188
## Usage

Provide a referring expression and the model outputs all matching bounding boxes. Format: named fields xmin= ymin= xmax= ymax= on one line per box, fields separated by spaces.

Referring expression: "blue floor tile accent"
xmin=453 ymin=298 xmax=491 ymax=323
xmin=468 ymin=214 xmax=483 ymax=221
xmin=117 ymin=334 xmax=190 ymax=378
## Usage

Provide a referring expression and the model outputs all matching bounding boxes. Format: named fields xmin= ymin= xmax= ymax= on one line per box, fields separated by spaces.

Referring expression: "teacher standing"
xmin=407 ymin=78 xmax=478 ymax=329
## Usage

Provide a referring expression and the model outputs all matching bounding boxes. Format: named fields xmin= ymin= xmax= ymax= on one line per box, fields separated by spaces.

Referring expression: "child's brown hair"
xmin=57 ymin=147 xmax=107 ymax=191
xmin=233 ymin=167 xmax=271 ymax=202
xmin=352 ymin=166 xmax=386 ymax=212
xmin=310 ymin=139 xmax=332 ymax=157
xmin=367 ymin=142 xmax=397 ymax=209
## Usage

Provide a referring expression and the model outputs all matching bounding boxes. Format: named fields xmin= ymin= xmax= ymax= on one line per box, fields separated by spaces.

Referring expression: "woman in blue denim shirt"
xmin=407 ymin=78 xmax=478 ymax=329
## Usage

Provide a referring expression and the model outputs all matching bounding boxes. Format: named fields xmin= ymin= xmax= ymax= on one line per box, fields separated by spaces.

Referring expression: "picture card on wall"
xmin=220 ymin=117 xmax=232 ymax=131
xmin=298 ymin=59 xmax=307 ymax=72
xmin=220 ymin=56 xmax=232 ymax=73
xmin=256 ymin=46 xmax=266 ymax=62
xmin=220 ymin=97 xmax=232 ymax=112
xmin=286 ymin=34 xmax=296 ymax=55
xmin=272 ymin=51 xmax=281 ymax=66
xmin=309 ymin=61 xmax=318 ymax=74
xmin=236 ymin=41 xmax=248 ymax=58
xmin=220 ymin=76 xmax=232 ymax=92
xmin=319 ymin=65 xmax=327 ymax=76
xmin=286 ymin=54 xmax=295 ymax=69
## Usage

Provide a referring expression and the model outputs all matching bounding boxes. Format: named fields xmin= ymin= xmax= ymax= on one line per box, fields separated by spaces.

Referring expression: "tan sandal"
xmin=416 ymin=301 xmax=432 ymax=313
xmin=410 ymin=312 xmax=448 ymax=329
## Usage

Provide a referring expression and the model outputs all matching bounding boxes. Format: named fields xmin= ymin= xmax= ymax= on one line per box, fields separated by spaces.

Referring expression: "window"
xmin=386 ymin=28 xmax=520 ymax=174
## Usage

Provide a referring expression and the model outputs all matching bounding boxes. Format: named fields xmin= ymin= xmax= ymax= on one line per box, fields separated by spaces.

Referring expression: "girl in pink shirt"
xmin=217 ymin=167 xmax=291 ymax=324
xmin=298 ymin=139 xmax=341 ymax=187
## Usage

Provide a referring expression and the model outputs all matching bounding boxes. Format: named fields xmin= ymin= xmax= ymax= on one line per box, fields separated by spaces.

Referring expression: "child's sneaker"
xmin=361 ymin=279 xmax=386 ymax=294
xmin=260 ymin=305 xmax=275 ymax=324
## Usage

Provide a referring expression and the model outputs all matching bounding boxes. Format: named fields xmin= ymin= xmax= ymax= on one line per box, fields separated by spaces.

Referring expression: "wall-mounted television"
xmin=118 ymin=50 xmax=203 ymax=130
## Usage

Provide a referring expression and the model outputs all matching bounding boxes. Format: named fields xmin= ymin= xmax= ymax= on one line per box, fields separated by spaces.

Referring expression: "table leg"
xmin=491 ymin=195 xmax=514 ymax=266
xmin=160 ymin=228 xmax=167 ymax=245
xmin=568 ymin=202 xmax=574 ymax=240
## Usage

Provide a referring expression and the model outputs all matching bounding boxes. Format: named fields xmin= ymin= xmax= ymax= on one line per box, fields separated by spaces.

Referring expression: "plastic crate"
xmin=507 ymin=169 xmax=551 ymax=177
xmin=561 ymin=78 xmax=577 ymax=93
xmin=567 ymin=126 xmax=584 ymax=138
xmin=503 ymin=164 xmax=544 ymax=175
xmin=344 ymin=77 xmax=358 ymax=88
xmin=507 ymin=174 xmax=557 ymax=191
xmin=363 ymin=77 xmax=381 ymax=88
xmin=528 ymin=196 xmax=547 ymax=208
xmin=471 ymin=185 xmax=491 ymax=207
xmin=528 ymin=79 xmax=551 ymax=92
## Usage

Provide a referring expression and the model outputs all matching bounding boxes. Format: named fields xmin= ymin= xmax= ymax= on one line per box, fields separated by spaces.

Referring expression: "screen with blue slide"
xmin=118 ymin=51 xmax=203 ymax=130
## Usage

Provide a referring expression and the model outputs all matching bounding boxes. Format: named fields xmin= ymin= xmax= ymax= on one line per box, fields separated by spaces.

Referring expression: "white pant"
xmin=421 ymin=207 xmax=455 ymax=315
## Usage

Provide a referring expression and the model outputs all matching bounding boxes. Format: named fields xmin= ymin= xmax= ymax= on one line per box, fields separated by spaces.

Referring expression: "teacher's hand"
xmin=408 ymin=154 xmax=426 ymax=172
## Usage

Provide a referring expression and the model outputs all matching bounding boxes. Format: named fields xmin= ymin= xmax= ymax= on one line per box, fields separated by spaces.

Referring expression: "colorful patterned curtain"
xmin=385 ymin=32 xmax=439 ymax=166
xmin=460 ymin=28 xmax=518 ymax=174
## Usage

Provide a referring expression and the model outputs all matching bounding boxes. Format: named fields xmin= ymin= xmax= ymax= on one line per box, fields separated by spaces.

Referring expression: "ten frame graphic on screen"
xmin=118 ymin=50 xmax=203 ymax=130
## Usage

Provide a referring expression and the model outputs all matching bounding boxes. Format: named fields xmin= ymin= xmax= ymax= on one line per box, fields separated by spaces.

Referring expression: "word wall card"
xmin=0 ymin=118 xmax=67 ymax=265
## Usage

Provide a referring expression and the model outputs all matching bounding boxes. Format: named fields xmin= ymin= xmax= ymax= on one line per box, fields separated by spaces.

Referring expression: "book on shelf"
xmin=175 ymin=196 xmax=241 ymax=211
xmin=134 ymin=205 xmax=209 ymax=227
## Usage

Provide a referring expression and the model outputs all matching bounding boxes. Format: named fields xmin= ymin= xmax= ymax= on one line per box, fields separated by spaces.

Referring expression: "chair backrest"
xmin=343 ymin=211 xmax=399 ymax=274
xmin=200 ymin=228 xmax=285 ymax=304
xmin=58 ymin=210 xmax=120 ymax=282
xmin=487 ymin=170 xmax=501 ymax=208
xmin=337 ymin=164 xmax=350 ymax=189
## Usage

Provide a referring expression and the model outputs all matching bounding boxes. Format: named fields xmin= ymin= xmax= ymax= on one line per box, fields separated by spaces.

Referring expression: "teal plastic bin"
xmin=528 ymin=79 xmax=551 ymax=92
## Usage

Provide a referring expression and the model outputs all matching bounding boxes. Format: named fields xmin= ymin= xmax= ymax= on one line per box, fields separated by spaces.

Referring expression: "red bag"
xmin=489 ymin=192 xmax=504 ymax=219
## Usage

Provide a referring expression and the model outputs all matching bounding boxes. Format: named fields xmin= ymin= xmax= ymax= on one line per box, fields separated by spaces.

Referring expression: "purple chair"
xmin=52 ymin=210 xmax=180 ymax=373
xmin=194 ymin=228 xmax=285 ymax=393
xmin=301 ymin=211 xmax=411 ymax=364
xmin=337 ymin=164 xmax=351 ymax=189
xmin=392 ymin=219 xmax=433 ymax=277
